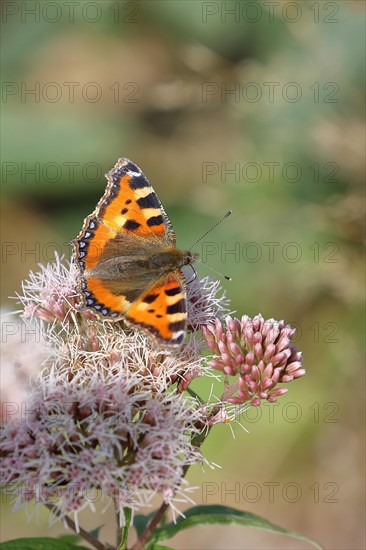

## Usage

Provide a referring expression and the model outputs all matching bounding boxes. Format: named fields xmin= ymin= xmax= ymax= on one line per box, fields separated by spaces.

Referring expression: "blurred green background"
xmin=1 ymin=0 xmax=364 ymax=548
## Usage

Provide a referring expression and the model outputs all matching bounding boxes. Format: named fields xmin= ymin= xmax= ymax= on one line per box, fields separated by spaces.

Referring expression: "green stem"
xmin=185 ymin=387 xmax=205 ymax=403
xmin=117 ymin=507 xmax=132 ymax=550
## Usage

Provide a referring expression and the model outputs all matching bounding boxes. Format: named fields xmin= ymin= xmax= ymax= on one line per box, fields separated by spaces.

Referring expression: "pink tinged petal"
xmin=286 ymin=361 xmax=303 ymax=373
xmin=241 ymin=363 xmax=251 ymax=374
xmin=238 ymin=376 xmax=247 ymax=390
xmin=276 ymin=336 xmax=291 ymax=352
xmin=251 ymin=397 xmax=261 ymax=407
xmin=251 ymin=365 xmax=260 ymax=381
xmin=208 ymin=408 xmax=230 ymax=425
xmin=258 ymin=392 xmax=269 ymax=399
xmin=261 ymin=320 xmax=272 ymax=338
xmin=281 ymin=374 xmax=294 ymax=382
xmin=263 ymin=363 xmax=274 ymax=379
xmin=243 ymin=325 xmax=254 ymax=343
xmin=271 ymin=351 xmax=288 ymax=366
xmin=218 ymin=341 xmax=228 ymax=355
xmin=253 ymin=314 xmax=265 ymax=331
xmin=226 ymin=316 xmax=240 ymax=337
xmin=253 ymin=332 xmax=262 ymax=344
xmin=264 ymin=325 xmax=280 ymax=345
xmin=223 ymin=365 xmax=236 ymax=376
xmin=271 ymin=368 xmax=282 ymax=384
xmin=257 ymin=360 xmax=266 ymax=373
xmin=210 ymin=359 xmax=225 ymax=371
xmin=263 ymin=344 xmax=276 ymax=362
xmin=206 ymin=339 xmax=218 ymax=352
xmin=293 ymin=369 xmax=306 ymax=378
xmin=227 ymin=397 xmax=244 ymax=404
xmin=214 ymin=318 xmax=224 ymax=337
xmin=289 ymin=353 xmax=302 ymax=365
xmin=248 ymin=380 xmax=258 ymax=392
xmin=267 ymin=395 xmax=278 ymax=403
xmin=237 ymin=389 xmax=249 ymax=401
xmin=262 ymin=378 xmax=273 ymax=390
xmin=221 ymin=353 xmax=234 ymax=367
xmin=240 ymin=314 xmax=250 ymax=328
xmin=245 ymin=352 xmax=255 ymax=366
xmin=271 ymin=388 xmax=288 ymax=396
xmin=254 ymin=343 xmax=263 ymax=359
xmin=235 ymin=354 xmax=245 ymax=365
xmin=229 ymin=342 xmax=242 ymax=356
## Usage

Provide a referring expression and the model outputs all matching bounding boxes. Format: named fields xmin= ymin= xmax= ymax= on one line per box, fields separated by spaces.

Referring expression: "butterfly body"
xmin=73 ymin=158 xmax=197 ymax=348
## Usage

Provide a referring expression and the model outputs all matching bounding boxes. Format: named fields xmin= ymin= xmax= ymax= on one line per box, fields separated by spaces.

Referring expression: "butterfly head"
xmin=148 ymin=248 xmax=198 ymax=271
xmin=181 ymin=250 xmax=199 ymax=266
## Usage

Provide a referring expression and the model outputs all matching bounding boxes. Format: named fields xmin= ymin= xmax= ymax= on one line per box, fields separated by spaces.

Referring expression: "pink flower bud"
xmin=251 ymin=397 xmax=261 ymax=407
xmin=244 ymin=352 xmax=255 ymax=366
xmin=271 ymin=388 xmax=288 ymax=396
xmin=254 ymin=342 xmax=263 ymax=359
xmin=292 ymin=368 xmax=306 ymax=378
xmin=263 ymin=343 xmax=276 ymax=362
xmin=286 ymin=361 xmax=303 ymax=373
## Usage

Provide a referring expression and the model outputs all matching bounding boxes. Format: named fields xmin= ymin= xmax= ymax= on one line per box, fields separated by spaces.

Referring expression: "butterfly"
xmin=72 ymin=158 xmax=198 ymax=348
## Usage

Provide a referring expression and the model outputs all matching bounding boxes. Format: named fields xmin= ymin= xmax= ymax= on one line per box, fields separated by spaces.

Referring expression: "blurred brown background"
xmin=1 ymin=1 xmax=365 ymax=548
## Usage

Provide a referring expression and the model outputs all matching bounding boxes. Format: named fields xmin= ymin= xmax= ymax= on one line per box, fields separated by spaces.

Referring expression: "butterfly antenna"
xmin=194 ymin=255 xmax=232 ymax=281
xmin=189 ymin=210 xmax=232 ymax=251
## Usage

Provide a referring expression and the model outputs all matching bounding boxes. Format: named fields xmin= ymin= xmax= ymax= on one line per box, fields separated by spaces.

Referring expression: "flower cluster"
xmin=1 ymin=348 xmax=206 ymax=520
xmin=1 ymin=256 xmax=227 ymax=524
xmin=1 ymin=254 xmax=305 ymax=530
xmin=203 ymin=314 xmax=305 ymax=406
xmin=17 ymin=256 xmax=83 ymax=323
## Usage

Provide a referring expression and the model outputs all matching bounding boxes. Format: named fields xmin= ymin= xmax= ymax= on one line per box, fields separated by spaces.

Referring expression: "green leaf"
xmin=57 ymin=535 xmax=81 ymax=544
xmin=146 ymin=505 xmax=323 ymax=550
xmin=149 ymin=545 xmax=174 ymax=550
xmin=1 ymin=537 xmax=89 ymax=549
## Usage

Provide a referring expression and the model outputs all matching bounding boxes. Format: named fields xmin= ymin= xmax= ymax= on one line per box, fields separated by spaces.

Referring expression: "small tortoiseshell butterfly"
xmin=73 ymin=158 xmax=198 ymax=348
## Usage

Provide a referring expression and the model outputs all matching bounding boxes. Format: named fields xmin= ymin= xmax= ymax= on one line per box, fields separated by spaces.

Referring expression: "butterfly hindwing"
xmin=125 ymin=271 xmax=187 ymax=347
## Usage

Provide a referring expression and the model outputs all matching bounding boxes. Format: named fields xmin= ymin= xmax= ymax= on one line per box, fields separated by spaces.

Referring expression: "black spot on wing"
xmin=136 ymin=192 xmax=160 ymax=210
xmin=165 ymin=286 xmax=181 ymax=297
xmin=124 ymin=161 xmax=141 ymax=174
xmin=124 ymin=219 xmax=141 ymax=231
xmin=166 ymin=298 xmax=186 ymax=315
xmin=147 ymin=215 xmax=164 ymax=227
xmin=144 ymin=293 xmax=159 ymax=304
xmin=129 ymin=175 xmax=150 ymax=190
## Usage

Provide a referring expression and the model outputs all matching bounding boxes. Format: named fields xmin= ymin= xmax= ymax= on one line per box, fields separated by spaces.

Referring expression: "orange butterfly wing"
xmin=73 ymin=158 xmax=190 ymax=347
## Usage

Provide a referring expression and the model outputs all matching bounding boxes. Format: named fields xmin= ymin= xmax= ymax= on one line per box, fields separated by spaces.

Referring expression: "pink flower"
xmin=203 ymin=314 xmax=305 ymax=406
